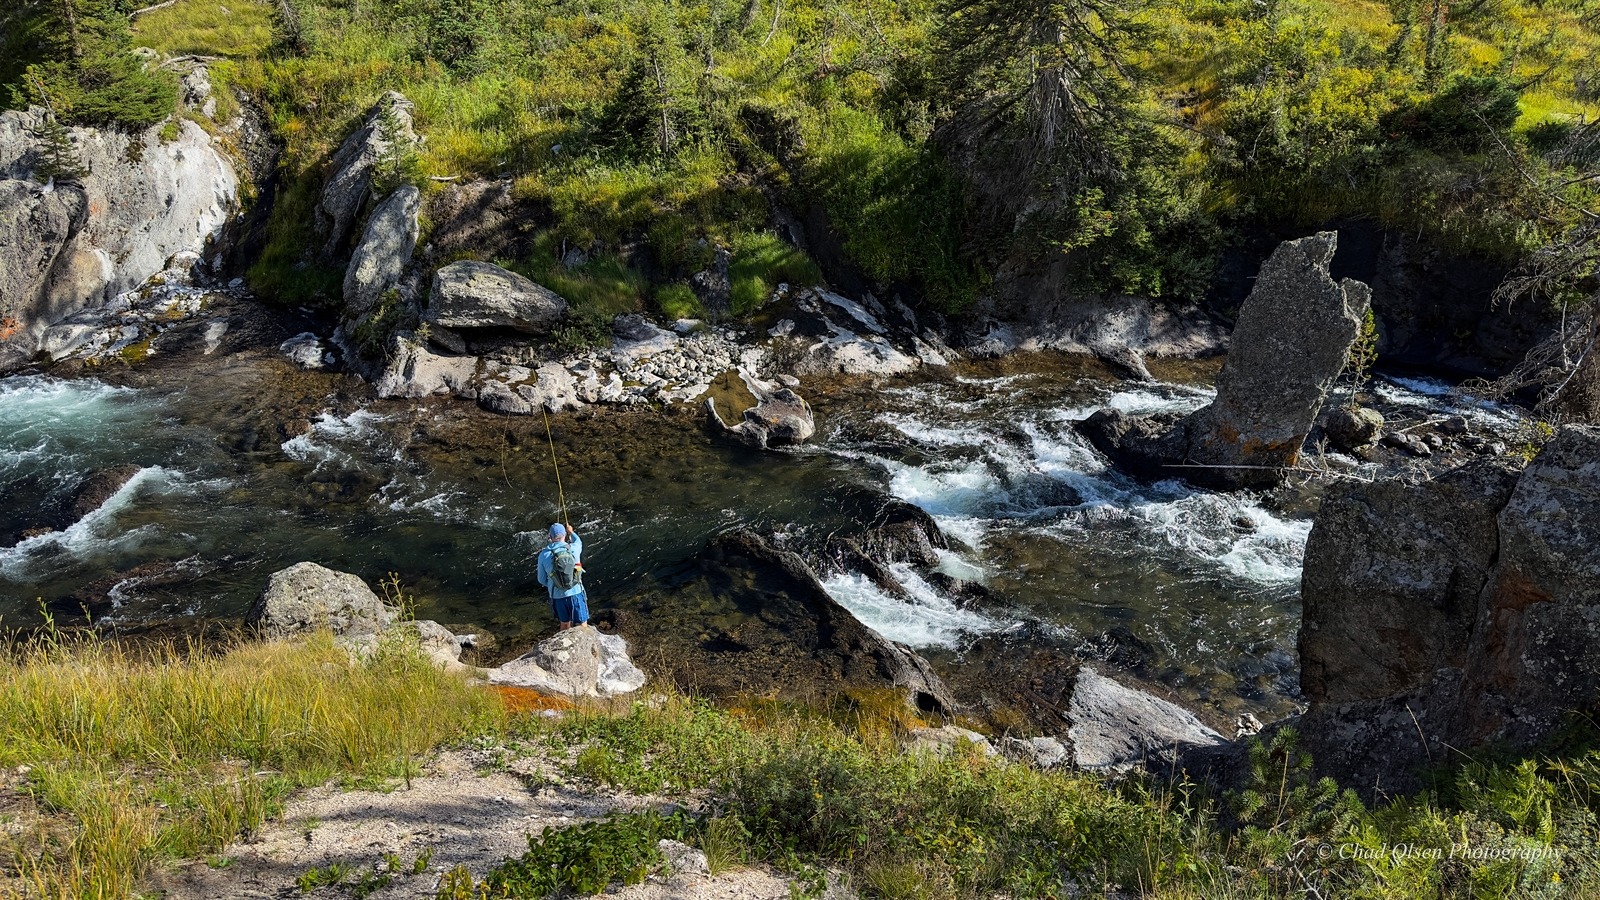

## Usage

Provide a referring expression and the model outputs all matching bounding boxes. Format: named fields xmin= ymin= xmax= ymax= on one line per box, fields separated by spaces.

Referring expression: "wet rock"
xmin=279 ymin=332 xmax=329 ymax=369
xmin=426 ymin=261 xmax=567 ymax=334
xmin=1094 ymin=345 xmax=1155 ymax=383
xmin=707 ymin=380 xmax=815 ymax=450
xmin=1381 ymin=431 xmax=1432 ymax=457
xmin=342 ymin=184 xmax=419 ymax=317
xmin=1066 ymin=668 xmax=1225 ymax=771
xmin=316 ymin=92 xmax=416 ymax=261
xmin=1319 ymin=405 xmax=1385 ymax=453
xmin=631 ymin=530 xmax=959 ymax=716
xmin=487 ymin=626 xmax=647 ymax=698
xmin=247 ymin=562 xmax=398 ymax=640
xmin=375 ymin=334 xmax=478 ymax=399
xmin=790 ymin=290 xmax=921 ymax=377
xmin=1074 ymin=408 xmax=1191 ymax=480
xmin=67 ymin=465 xmax=145 ymax=523
xmin=845 ymin=497 xmax=948 ymax=568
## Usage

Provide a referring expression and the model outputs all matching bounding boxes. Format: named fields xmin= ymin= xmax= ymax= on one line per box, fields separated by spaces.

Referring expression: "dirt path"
xmin=147 ymin=749 xmax=839 ymax=900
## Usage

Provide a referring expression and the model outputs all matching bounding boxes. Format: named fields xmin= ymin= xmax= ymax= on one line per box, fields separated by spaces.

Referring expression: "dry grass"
xmin=0 ymin=630 xmax=498 ymax=899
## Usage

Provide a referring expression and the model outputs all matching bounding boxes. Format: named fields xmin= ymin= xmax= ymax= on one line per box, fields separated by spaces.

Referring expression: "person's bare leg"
xmin=559 ymin=622 xmax=572 ymax=631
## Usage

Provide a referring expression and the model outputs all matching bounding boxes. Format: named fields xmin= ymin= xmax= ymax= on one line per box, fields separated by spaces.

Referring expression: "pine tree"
xmin=34 ymin=112 xmax=89 ymax=183
xmin=4 ymin=0 xmax=176 ymax=129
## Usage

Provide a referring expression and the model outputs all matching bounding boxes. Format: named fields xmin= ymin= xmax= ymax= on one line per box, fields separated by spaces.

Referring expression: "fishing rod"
xmin=541 ymin=404 xmax=572 ymax=532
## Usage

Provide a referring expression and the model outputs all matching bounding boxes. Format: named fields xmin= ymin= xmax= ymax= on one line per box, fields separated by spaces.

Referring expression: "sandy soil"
xmin=146 ymin=749 xmax=847 ymax=900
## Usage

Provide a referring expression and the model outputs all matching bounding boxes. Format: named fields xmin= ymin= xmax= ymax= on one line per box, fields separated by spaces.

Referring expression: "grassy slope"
xmin=5 ymin=633 xmax=1600 ymax=899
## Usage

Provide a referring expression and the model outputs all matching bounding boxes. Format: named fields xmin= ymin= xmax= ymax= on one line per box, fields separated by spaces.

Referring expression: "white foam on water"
xmin=282 ymin=409 xmax=393 ymax=472
xmin=821 ymin=563 xmax=1002 ymax=648
xmin=1100 ymin=489 xmax=1312 ymax=585
xmin=1057 ymin=384 xmax=1213 ymax=421
xmin=0 ymin=378 xmax=152 ymax=476
xmin=1373 ymin=374 xmax=1523 ymax=432
xmin=0 ymin=466 xmax=171 ymax=579
xmin=877 ymin=413 xmax=994 ymax=448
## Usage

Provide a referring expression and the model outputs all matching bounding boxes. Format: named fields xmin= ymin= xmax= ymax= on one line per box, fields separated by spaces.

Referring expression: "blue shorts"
xmin=549 ymin=590 xmax=589 ymax=625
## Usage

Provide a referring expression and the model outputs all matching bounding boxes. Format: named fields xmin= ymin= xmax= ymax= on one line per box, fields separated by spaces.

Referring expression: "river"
xmin=0 ymin=351 xmax=1523 ymax=721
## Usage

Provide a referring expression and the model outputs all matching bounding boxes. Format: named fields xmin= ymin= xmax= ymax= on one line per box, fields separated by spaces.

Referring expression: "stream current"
xmin=0 ymin=353 xmax=1521 ymax=719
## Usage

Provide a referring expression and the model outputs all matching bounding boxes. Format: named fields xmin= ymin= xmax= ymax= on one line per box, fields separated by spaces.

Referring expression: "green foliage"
xmin=297 ymin=861 xmax=349 ymax=893
xmin=1343 ymin=306 xmax=1380 ymax=402
xmin=371 ymin=100 xmax=423 ymax=197
xmin=4 ymin=0 xmax=178 ymax=129
xmin=461 ymin=810 xmax=696 ymax=898
xmin=30 ymin=108 xmax=90 ymax=183
xmin=728 ymin=232 xmax=821 ymax=314
xmin=654 ymin=283 xmax=704 ymax=321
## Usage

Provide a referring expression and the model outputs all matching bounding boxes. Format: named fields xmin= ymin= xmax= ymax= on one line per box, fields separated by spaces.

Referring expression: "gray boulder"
xmin=1298 ymin=427 xmax=1600 ymax=793
xmin=1319 ymin=405 xmax=1385 ymax=453
xmin=999 ymin=735 xmax=1071 ymax=769
xmin=487 ymin=626 xmax=648 ymax=698
xmin=342 ymin=184 xmax=420 ymax=316
xmin=1076 ymin=233 xmax=1370 ymax=489
xmin=279 ymin=332 xmax=330 ymax=369
xmin=1458 ymin=426 xmax=1600 ymax=746
xmin=515 ymin=363 xmax=583 ymax=412
xmin=907 ymin=725 xmax=997 ymax=756
xmin=247 ymin=562 xmax=398 ymax=640
xmin=1180 ymin=232 xmax=1370 ymax=487
xmin=1066 ymin=668 xmax=1225 ymax=771
xmin=1299 ymin=459 xmax=1518 ymax=705
xmin=426 ymin=261 xmax=568 ymax=333
xmin=0 ymin=109 xmax=236 ymax=362
xmin=477 ymin=380 xmax=532 ymax=415
xmin=375 ymin=334 xmax=478 ymax=399
xmin=316 ymin=92 xmax=416 ymax=261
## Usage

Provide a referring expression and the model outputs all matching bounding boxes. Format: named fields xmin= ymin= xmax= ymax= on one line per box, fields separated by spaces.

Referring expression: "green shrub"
xmin=469 ymin=810 xmax=697 ymax=898
xmin=727 ymin=232 xmax=820 ymax=315
xmin=654 ymin=282 xmax=703 ymax=321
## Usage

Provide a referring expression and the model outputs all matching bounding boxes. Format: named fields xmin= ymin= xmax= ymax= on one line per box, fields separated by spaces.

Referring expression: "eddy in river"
xmin=537 ymin=523 xmax=589 ymax=629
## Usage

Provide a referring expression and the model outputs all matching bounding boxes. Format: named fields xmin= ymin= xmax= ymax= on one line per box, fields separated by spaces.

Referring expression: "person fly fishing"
xmin=537 ymin=522 xmax=588 ymax=629
xmin=536 ymin=407 xmax=588 ymax=629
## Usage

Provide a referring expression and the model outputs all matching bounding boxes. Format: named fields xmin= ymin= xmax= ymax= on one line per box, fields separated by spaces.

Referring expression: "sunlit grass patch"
xmin=132 ymin=0 xmax=275 ymax=59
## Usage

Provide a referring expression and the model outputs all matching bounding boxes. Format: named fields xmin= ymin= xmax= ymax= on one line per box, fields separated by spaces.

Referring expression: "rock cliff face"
xmin=0 ymin=98 xmax=239 ymax=369
xmin=1299 ymin=426 xmax=1600 ymax=793
xmin=1077 ymin=232 xmax=1369 ymax=489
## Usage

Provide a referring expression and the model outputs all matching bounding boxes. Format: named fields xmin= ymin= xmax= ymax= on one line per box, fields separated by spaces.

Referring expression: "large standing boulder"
xmin=316 ymin=93 xmax=416 ymax=261
xmin=247 ymin=562 xmax=398 ymax=640
xmin=1457 ymin=426 xmax=1600 ymax=746
xmin=1297 ymin=427 xmax=1600 ymax=793
xmin=1075 ymin=233 xmax=1370 ymax=489
xmin=342 ymin=184 xmax=420 ymax=317
xmin=425 ymin=261 xmax=568 ymax=334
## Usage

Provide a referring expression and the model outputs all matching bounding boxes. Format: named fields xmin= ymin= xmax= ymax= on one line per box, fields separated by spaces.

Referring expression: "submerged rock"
xmin=247 ymin=562 xmax=398 ymax=640
xmin=487 ymin=626 xmax=647 ymax=698
xmin=707 ymin=382 xmax=815 ymax=450
xmin=622 ymin=529 xmax=958 ymax=716
xmin=279 ymin=332 xmax=330 ymax=370
xmin=426 ymin=261 xmax=568 ymax=334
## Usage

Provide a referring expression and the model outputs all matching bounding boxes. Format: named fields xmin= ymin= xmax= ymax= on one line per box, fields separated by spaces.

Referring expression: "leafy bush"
xmin=727 ymin=232 xmax=821 ymax=315
xmin=468 ymin=810 xmax=697 ymax=898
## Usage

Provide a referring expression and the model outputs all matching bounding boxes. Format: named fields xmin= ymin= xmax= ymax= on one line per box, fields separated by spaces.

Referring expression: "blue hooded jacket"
xmin=536 ymin=532 xmax=584 ymax=599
